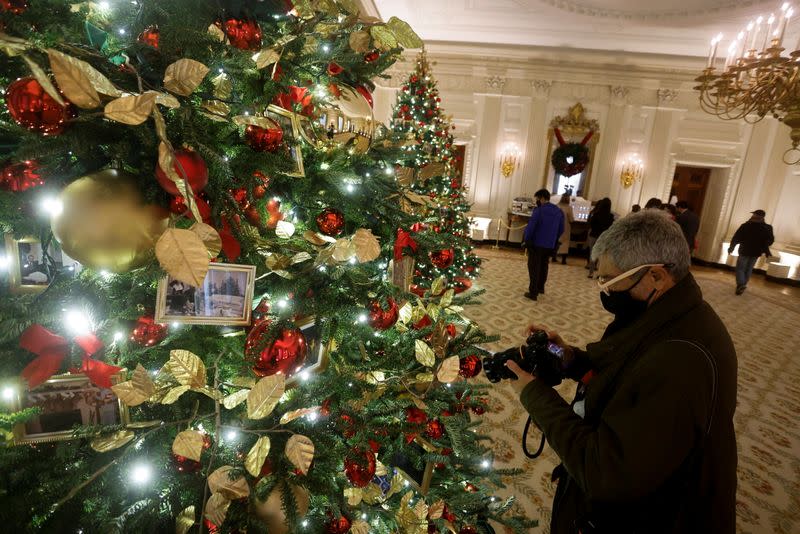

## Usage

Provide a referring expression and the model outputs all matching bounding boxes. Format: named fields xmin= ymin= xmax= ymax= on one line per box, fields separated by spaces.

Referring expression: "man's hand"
xmin=505 ymin=359 xmax=535 ymax=396
xmin=526 ymin=323 xmax=574 ymax=366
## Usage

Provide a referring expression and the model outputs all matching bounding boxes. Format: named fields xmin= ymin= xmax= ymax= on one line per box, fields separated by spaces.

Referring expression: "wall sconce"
xmin=620 ymin=154 xmax=643 ymax=188
xmin=500 ymin=143 xmax=521 ymax=178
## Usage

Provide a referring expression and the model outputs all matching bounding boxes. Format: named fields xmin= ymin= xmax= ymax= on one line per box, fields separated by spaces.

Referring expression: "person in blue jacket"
xmin=523 ymin=188 xmax=565 ymax=300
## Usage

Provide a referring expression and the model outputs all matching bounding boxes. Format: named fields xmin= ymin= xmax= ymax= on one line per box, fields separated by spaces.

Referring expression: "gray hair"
xmin=591 ymin=210 xmax=691 ymax=280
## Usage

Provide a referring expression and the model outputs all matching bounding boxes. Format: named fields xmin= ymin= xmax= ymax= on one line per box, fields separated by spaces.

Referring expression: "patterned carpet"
xmin=463 ymin=247 xmax=800 ymax=534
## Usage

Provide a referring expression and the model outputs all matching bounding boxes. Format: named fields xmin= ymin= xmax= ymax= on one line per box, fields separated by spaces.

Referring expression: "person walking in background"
xmin=644 ymin=197 xmax=663 ymax=210
xmin=523 ymin=188 xmax=564 ymax=301
xmin=586 ymin=197 xmax=614 ymax=278
xmin=552 ymin=194 xmax=574 ymax=265
xmin=676 ymin=200 xmax=700 ymax=253
xmin=631 ymin=204 xmax=641 ymax=213
xmin=728 ymin=209 xmax=774 ymax=295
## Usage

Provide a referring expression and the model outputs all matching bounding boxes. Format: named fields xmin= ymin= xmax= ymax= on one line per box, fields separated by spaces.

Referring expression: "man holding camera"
xmin=506 ymin=210 xmax=738 ymax=534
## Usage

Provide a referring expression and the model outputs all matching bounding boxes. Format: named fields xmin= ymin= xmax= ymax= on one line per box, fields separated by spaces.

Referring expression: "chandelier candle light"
xmin=500 ymin=142 xmax=521 ymax=178
xmin=620 ymin=154 xmax=644 ymax=188
xmin=695 ymin=2 xmax=800 ymax=163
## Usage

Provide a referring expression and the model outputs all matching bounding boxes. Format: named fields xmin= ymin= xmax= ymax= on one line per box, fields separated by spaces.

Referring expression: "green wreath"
xmin=551 ymin=143 xmax=589 ymax=177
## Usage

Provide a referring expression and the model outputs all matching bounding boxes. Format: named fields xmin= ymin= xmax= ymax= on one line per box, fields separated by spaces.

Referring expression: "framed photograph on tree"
xmin=10 ymin=373 xmax=130 ymax=445
xmin=4 ymin=234 xmax=81 ymax=293
xmin=285 ymin=316 xmax=331 ymax=389
xmin=266 ymin=104 xmax=305 ymax=177
xmin=155 ymin=263 xmax=256 ymax=326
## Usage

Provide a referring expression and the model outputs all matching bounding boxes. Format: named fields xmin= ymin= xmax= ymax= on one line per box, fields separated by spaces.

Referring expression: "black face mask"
xmin=599 ymin=271 xmax=656 ymax=325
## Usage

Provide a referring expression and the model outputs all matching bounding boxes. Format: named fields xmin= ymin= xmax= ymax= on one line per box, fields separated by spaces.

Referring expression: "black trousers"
xmin=527 ymin=246 xmax=553 ymax=295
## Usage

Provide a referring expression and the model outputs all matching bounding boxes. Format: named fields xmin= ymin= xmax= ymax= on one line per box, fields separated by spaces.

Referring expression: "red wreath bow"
xmin=273 ymin=85 xmax=314 ymax=116
xmin=394 ymin=228 xmax=418 ymax=261
xmin=554 ymin=128 xmax=594 ymax=147
xmin=19 ymin=324 xmax=122 ymax=389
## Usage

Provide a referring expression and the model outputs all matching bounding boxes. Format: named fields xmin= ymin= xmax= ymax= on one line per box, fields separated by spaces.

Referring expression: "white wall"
xmin=373 ymin=45 xmax=800 ymax=278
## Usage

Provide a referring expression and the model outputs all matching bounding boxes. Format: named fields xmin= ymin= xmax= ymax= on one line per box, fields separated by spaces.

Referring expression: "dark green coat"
xmin=520 ymin=274 xmax=738 ymax=533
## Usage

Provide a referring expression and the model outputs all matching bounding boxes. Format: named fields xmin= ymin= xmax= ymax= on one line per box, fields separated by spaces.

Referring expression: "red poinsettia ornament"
xmin=368 ymin=298 xmax=399 ymax=330
xmin=221 ymin=17 xmax=262 ymax=50
xmin=430 ymin=248 xmax=455 ymax=269
xmin=344 ymin=447 xmax=376 ymax=488
xmin=315 ymin=207 xmax=345 ymax=236
xmin=137 ymin=25 xmax=159 ymax=48
xmin=458 ymin=355 xmax=482 ymax=378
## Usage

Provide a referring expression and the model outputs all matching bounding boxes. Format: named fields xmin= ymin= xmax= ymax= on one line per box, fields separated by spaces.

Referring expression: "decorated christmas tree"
xmin=0 ymin=1 xmax=533 ymax=533
xmin=389 ymin=51 xmax=480 ymax=294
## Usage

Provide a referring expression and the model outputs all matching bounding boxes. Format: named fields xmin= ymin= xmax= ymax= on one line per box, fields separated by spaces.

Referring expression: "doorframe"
xmin=660 ymin=154 xmax=745 ymax=262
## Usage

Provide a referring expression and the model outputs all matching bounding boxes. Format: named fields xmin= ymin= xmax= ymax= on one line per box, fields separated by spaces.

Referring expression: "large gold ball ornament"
xmin=299 ymin=85 xmax=374 ymax=154
xmin=50 ymin=169 xmax=169 ymax=273
xmin=252 ymin=482 xmax=310 ymax=533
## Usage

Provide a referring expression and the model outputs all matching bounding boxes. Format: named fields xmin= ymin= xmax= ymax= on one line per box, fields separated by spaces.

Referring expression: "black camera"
xmin=482 ymin=330 xmax=564 ymax=387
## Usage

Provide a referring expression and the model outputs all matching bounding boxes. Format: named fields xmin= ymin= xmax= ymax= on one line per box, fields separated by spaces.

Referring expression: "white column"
xmin=592 ymin=86 xmax=629 ymax=202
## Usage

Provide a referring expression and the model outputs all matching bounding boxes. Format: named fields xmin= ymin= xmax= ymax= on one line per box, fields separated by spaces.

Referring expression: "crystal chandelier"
xmin=695 ymin=2 xmax=800 ymax=163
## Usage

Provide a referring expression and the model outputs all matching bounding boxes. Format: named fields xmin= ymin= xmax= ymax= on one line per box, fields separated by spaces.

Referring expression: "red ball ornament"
xmin=344 ymin=447 xmax=376 ymax=488
xmin=430 ymin=249 xmax=455 ymax=269
xmin=452 ymin=276 xmax=473 ymax=294
xmin=0 ymin=0 xmax=28 ymax=14
xmin=169 ymin=194 xmax=212 ymax=222
xmin=325 ymin=514 xmax=351 ymax=534
xmin=245 ymin=121 xmax=284 ymax=152
xmin=464 ymin=483 xmax=478 ymax=493
xmin=459 ymin=355 xmax=482 ymax=379
xmin=327 ymin=62 xmax=344 ymax=76
xmin=172 ymin=452 xmax=202 ymax=473
xmin=1 ymin=160 xmax=43 ymax=192
xmin=356 ymin=85 xmax=373 ymax=108
xmin=315 ymin=207 xmax=345 ymax=236
xmin=6 ymin=77 xmax=75 ymax=136
xmin=364 ymin=50 xmax=380 ymax=63
xmin=222 ymin=18 xmax=262 ymax=50
xmin=406 ymin=407 xmax=427 ymax=425
xmin=137 ymin=25 xmax=160 ymax=48
xmin=368 ymin=298 xmax=399 ymax=330
xmin=266 ymin=198 xmax=284 ymax=229
xmin=244 ymin=205 xmax=261 ymax=226
xmin=155 ymin=148 xmax=208 ymax=195
xmin=425 ymin=419 xmax=445 ymax=440
xmin=230 ymin=187 xmax=249 ymax=208
xmin=246 ymin=323 xmax=308 ymax=378
xmin=130 ymin=316 xmax=168 ymax=347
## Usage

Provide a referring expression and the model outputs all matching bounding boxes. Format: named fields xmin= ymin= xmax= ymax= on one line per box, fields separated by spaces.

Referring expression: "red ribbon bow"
xmin=273 ymin=86 xmax=314 ymax=116
xmin=19 ymin=324 xmax=122 ymax=389
xmin=394 ymin=228 xmax=418 ymax=261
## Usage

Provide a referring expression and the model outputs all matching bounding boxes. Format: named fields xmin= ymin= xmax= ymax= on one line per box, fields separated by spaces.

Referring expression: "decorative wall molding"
xmin=657 ymin=88 xmax=680 ymax=105
xmin=486 ymin=75 xmax=506 ymax=92
xmin=609 ymin=86 xmax=630 ymax=106
xmin=531 ymin=79 xmax=552 ymax=100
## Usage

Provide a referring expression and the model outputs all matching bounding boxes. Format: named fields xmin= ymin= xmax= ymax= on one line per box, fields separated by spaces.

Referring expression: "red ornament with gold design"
xmin=344 ymin=447 xmax=376 ymax=488
xmin=315 ymin=207 xmax=345 ymax=236
xmin=130 ymin=316 xmax=168 ymax=347
xmin=221 ymin=17 xmax=262 ymax=50
xmin=246 ymin=322 xmax=308 ymax=378
xmin=137 ymin=25 xmax=160 ymax=48
xmin=425 ymin=419 xmax=445 ymax=439
xmin=1 ymin=160 xmax=43 ymax=192
xmin=245 ymin=119 xmax=284 ymax=152
xmin=6 ymin=77 xmax=75 ymax=136
xmin=155 ymin=148 xmax=208 ymax=195
xmin=324 ymin=513 xmax=351 ymax=534
xmin=368 ymin=298 xmax=399 ymax=330
xmin=458 ymin=355 xmax=482 ymax=379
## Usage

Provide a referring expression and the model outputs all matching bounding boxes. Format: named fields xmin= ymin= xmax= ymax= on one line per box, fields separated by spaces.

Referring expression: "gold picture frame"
xmin=266 ymin=104 xmax=305 ymax=177
xmin=541 ymin=103 xmax=601 ymax=197
xmin=155 ymin=263 xmax=256 ymax=326
xmin=285 ymin=316 xmax=332 ymax=389
xmin=11 ymin=373 xmax=130 ymax=445
xmin=392 ymin=436 xmax=437 ymax=495
xmin=3 ymin=234 xmax=80 ymax=293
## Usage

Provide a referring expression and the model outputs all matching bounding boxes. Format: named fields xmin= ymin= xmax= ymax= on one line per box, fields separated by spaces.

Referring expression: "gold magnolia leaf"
xmin=439 ymin=289 xmax=454 ymax=308
xmin=349 ymin=30 xmax=371 ymax=53
xmin=126 ymin=420 xmax=162 ymax=429
xmin=291 ymin=252 xmax=312 ymax=264
xmin=415 ymin=372 xmax=434 ymax=383
xmin=132 ymin=363 xmax=156 ymax=397
xmin=203 ymin=493 xmax=230 ymax=527
xmin=418 ymin=162 xmax=446 ymax=182
xmin=111 ymin=380 xmax=148 ymax=407
xmin=21 ymin=55 xmax=66 ymax=107
xmin=168 ymin=350 xmax=207 ymax=389
xmin=208 ymin=466 xmax=251 ymax=499
xmin=90 ymin=430 xmax=135 ymax=453
xmin=413 ymin=499 xmax=429 ymax=520
xmin=332 ymin=238 xmax=356 ymax=263
xmin=398 ymin=301 xmax=413 ymax=324
xmin=46 ymin=49 xmax=101 ymax=108
xmin=222 ymin=389 xmax=250 ymax=410
xmin=426 ymin=303 xmax=441 ymax=323
xmin=156 ymin=228 xmax=210 ymax=287
xmin=161 ymin=385 xmax=191 ymax=405
xmin=164 ymin=58 xmax=209 ymax=97
xmin=207 ymin=23 xmax=226 ymax=42
xmin=211 ymin=72 xmax=232 ymax=100
xmin=388 ymin=473 xmax=406 ymax=498
xmin=279 ymin=407 xmax=319 ymax=425
xmin=104 ymin=92 xmax=157 ymax=125
xmin=190 ymin=222 xmax=222 ymax=258
xmin=244 ymin=436 xmax=271 ymax=477
xmin=232 ymin=115 xmax=276 ymax=128
xmin=201 ymin=101 xmax=231 ymax=121
xmin=0 ymin=31 xmax=28 ymax=56
xmin=428 ymin=500 xmax=445 ymax=520
xmin=247 ymin=375 xmax=285 ymax=420
xmin=265 ymin=253 xmax=292 ymax=272
xmin=396 ymin=166 xmax=415 ymax=186
xmin=375 ymin=460 xmax=388 ymax=477
xmin=285 ymin=434 xmax=314 ymax=475
xmin=415 ymin=339 xmax=436 ymax=367
xmin=338 ymin=0 xmax=360 ymax=15
xmin=344 ymin=487 xmax=363 ymax=506
xmin=198 ymin=387 xmax=223 ymax=401
xmin=386 ymin=16 xmax=424 ymax=48
xmin=430 ymin=321 xmax=450 ymax=358
xmin=352 ymin=229 xmax=381 ymax=263
xmin=172 ymin=429 xmax=204 ymax=462
xmin=151 ymin=91 xmax=181 ymax=109
xmin=275 ymin=220 xmax=296 ymax=238
xmin=370 ymin=25 xmax=397 ymax=51
xmin=176 ymin=505 xmax=196 ymax=534
xmin=430 ymin=276 xmax=446 ymax=296
xmin=351 ymin=520 xmax=370 ymax=534
xmin=437 ymin=356 xmax=460 ymax=383
xmin=232 ymin=376 xmax=257 ymax=388
xmin=252 ymin=48 xmax=281 ymax=70
xmin=303 ymin=230 xmax=328 ymax=246
xmin=362 ymin=482 xmax=384 ymax=504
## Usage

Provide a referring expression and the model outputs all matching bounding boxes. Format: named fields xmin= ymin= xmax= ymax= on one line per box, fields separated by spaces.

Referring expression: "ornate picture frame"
xmin=266 ymin=104 xmax=305 ymax=177
xmin=3 ymin=234 xmax=80 ymax=293
xmin=11 ymin=373 xmax=130 ymax=445
xmin=155 ymin=263 xmax=256 ymax=326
